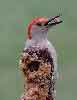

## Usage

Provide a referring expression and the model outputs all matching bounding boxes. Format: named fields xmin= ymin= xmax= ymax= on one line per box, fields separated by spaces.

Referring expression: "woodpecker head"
xmin=27 ymin=15 xmax=63 ymax=40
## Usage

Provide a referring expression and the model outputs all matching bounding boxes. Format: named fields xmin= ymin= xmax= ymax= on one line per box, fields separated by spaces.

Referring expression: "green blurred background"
xmin=0 ymin=0 xmax=77 ymax=100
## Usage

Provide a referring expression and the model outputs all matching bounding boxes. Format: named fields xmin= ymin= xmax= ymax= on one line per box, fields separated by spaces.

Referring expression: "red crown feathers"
xmin=27 ymin=17 xmax=48 ymax=39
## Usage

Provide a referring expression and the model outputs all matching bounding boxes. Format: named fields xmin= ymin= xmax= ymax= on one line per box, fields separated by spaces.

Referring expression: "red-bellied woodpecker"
xmin=20 ymin=15 xmax=62 ymax=100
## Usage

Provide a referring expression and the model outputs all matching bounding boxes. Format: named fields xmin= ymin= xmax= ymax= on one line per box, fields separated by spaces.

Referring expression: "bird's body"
xmin=24 ymin=38 xmax=58 ymax=78
xmin=20 ymin=15 xmax=62 ymax=100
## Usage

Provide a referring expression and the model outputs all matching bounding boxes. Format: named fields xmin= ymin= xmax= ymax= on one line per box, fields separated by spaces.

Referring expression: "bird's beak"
xmin=44 ymin=14 xmax=63 ymax=27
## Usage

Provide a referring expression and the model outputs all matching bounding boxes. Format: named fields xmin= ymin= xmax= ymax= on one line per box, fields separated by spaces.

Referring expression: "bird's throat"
xmin=32 ymin=31 xmax=48 ymax=42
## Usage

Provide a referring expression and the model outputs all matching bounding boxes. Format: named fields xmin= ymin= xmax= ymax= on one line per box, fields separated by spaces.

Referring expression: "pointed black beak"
xmin=44 ymin=14 xmax=63 ymax=27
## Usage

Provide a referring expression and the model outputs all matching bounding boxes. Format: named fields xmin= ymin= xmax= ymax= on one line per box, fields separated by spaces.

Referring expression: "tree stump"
xmin=19 ymin=47 xmax=56 ymax=100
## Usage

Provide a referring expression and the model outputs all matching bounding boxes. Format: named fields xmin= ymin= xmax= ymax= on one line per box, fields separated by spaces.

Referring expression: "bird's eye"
xmin=36 ymin=22 xmax=42 ymax=26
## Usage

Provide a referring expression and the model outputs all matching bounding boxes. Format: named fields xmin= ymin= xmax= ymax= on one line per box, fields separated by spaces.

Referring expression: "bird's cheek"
xmin=35 ymin=28 xmax=48 ymax=33
xmin=41 ymin=28 xmax=48 ymax=32
xmin=32 ymin=26 xmax=38 ymax=30
xmin=32 ymin=26 xmax=40 ymax=33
